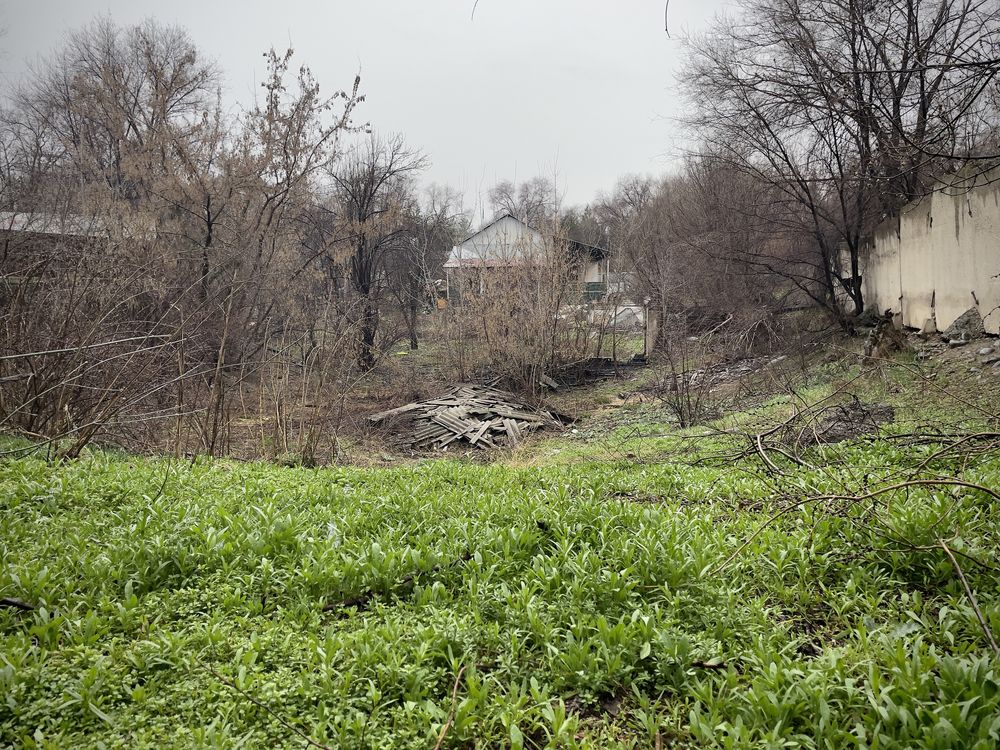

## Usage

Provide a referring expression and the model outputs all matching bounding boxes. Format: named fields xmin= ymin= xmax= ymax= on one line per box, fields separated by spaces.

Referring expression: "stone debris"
xmin=942 ymin=307 xmax=986 ymax=346
xmin=368 ymin=384 xmax=570 ymax=451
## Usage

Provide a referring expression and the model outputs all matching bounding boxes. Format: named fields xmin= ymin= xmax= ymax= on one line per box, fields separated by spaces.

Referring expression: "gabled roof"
xmin=445 ymin=213 xmax=541 ymax=269
xmin=445 ymin=212 xmax=608 ymax=269
xmin=455 ymin=212 xmax=520 ymax=245
xmin=561 ymin=237 xmax=608 ymax=262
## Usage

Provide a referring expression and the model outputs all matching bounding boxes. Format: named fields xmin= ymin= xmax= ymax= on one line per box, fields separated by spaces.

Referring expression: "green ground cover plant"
xmin=2 ymin=363 xmax=1000 ymax=748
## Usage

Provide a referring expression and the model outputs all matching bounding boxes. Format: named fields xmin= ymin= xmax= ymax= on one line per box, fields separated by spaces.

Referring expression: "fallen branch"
xmin=0 ymin=597 xmax=36 ymax=611
xmin=433 ymin=664 xmax=467 ymax=750
xmin=197 ymin=658 xmax=333 ymax=750
xmin=323 ymin=551 xmax=473 ymax=613
xmin=939 ymin=540 xmax=1000 ymax=659
xmin=714 ymin=478 xmax=1000 ymax=574
xmin=690 ymin=659 xmax=728 ymax=670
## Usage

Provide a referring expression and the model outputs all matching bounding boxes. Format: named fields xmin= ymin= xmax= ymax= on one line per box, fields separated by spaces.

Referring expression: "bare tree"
xmin=1 ymin=18 xmax=363 ymax=459
xmin=187 ymin=47 xmax=361 ymax=454
xmin=384 ymin=184 xmax=466 ymax=350
xmin=601 ymin=165 xmax=781 ymax=353
xmin=443 ymin=239 xmax=593 ymax=394
xmin=14 ymin=17 xmax=220 ymax=204
xmin=326 ymin=133 xmax=427 ymax=369
xmin=683 ymin=0 xmax=1000 ymax=327
xmin=488 ymin=176 xmax=558 ymax=228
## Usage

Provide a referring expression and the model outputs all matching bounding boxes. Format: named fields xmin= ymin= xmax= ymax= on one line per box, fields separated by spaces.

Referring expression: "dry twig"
xmin=433 ymin=664 xmax=468 ymax=750
xmin=715 ymin=478 xmax=1000 ymax=574
xmin=0 ymin=597 xmax=36 ymax=611
xmin=197 ymin=659 xmax=333 ymax=750
xmin=939 ymin=540 xmax=1000 ymax=659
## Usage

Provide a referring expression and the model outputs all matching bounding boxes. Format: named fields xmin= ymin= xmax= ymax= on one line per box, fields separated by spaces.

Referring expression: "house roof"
xmin=455 ymin=212 xmax=518 ymax=245
xmin=445 ymin=213 xmax=608 ymax=269
xmin=0 ymin=211 xmax=105 ymax=238
xmin=444 ymin=214 xmax=541 ymax=269
xmin=561 ymin=237 xmax=608 ymax=262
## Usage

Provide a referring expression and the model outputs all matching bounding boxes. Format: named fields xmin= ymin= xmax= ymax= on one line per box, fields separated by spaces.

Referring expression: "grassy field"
xmin=2 ymin=356 xmax=1000 ymax=748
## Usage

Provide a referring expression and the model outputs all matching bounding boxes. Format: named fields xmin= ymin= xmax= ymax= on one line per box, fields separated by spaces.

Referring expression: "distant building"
xmin=0 ymin=210 xmax=104 ymax=242
xmin=443 ymin=214 xmax=608 ymax=304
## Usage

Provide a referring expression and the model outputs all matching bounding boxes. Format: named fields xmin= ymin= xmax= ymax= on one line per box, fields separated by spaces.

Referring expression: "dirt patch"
xmin=788 ymin=399 xmax=895 ymax=448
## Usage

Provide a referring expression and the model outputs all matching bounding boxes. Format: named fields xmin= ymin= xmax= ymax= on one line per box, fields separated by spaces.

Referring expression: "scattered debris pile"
xmin=787 ymin=399 xmax=895 ymax=449
xmin=864 ymin=313 xmax=913 ymax=358
xmin=624 ymin=355 xmax=786 ymax=402
xmin=942 ymin=307 xmax=987 ymax=347
xmin=368 ymin=384 xmax=570 ymax=451
xmin=546 ymin=356 xmax=647 ymax=388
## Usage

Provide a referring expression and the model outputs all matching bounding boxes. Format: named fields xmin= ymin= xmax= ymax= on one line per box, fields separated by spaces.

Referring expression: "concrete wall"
xmin=863 ymin=172 xmax=1000 ymax=334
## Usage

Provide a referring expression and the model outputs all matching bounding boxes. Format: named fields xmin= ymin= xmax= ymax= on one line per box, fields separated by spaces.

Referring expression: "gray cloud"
xmin=0 ymin=0 xmax=732 ymax=210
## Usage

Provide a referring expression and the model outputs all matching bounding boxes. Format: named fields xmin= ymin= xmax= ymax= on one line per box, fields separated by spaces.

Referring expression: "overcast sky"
xmin=0 ymin=0 xmax=732 ymax=215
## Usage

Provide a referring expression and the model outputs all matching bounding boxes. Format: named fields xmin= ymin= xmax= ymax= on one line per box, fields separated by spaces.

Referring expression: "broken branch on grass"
xmin=714 ymin=478 xmax=1000 ymax=574
xmin=911 ymin=433 xmax=1000 ymax=475
xmin=851 ymin=350 xmax=1000 ymax=421
xmin=0 ymin=597 xmax=36 ymax=611
xmin=197 ymin=658 xmax=333 ymax=750
xmin=939 ymin=540 xmax=1000 ymax=659
xmin=690 ymin=659 xmax=728 ymax=670
xmin=433 ymin=664 xmax=467 ymax=750
xmin=322 ymin=551 xmax=473 ymax=613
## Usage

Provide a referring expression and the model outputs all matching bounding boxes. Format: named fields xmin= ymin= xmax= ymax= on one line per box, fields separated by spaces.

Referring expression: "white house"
xmin=443 ymin=214 xmax=608 ymax=303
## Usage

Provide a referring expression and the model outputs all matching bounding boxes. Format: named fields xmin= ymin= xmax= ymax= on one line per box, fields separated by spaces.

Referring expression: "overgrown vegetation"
xmin=3 ymin=356 xmax=999 ymax=749
xmin=3 ymin=5 xmax=1000 ymax=747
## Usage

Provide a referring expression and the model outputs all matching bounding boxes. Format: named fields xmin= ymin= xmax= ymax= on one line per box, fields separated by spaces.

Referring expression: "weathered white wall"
xmin=445 ymin=215 xmax=608 ymax=302
xmin=445 ymin=215 xmax=544 ymax=267
xmin=864 ymin=172 xmax=1000 ymax=334
xmin=580 ymin=258 xmax=605 ymax=283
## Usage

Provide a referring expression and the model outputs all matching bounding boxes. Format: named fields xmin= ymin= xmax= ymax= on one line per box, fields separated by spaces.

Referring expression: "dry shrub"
xmin=439 ymin=242 xmax=600 ymax=395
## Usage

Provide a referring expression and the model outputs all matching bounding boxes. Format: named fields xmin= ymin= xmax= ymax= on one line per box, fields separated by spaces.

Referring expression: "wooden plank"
xmin=494 ymin=408 xmax=543 ymax=422
xmin=432 ymin=413 xmax=475 ymax=435
xmin=508 ymin=419 xmax=522 ymax=441
xmin=368 ymin=402 xmax=424 ymax=422
xmin=371 ymin=384 xmax=561 ymax=451
xmin=437 ymin=431 xmax=466 ymax=448
xmin=430 ymin=415 xmax=456 ymax=433
xmin=414 ymin=424 xmax=448 ymax=441
xmin=467 ymin=421 xmax=491 ymax=445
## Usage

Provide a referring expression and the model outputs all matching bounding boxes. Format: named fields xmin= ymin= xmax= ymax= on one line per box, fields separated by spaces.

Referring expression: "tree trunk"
xmin=200 ymin=196 xmax=213 ymax=304
xmin=358 ymin=297 xmax=378 ymax=371
xmin=407 ymin=282 xmax=419 ymax=350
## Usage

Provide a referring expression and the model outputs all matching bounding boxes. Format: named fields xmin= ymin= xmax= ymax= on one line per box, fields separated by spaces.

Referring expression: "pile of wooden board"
xmin=368 ymin=384 xmax=568 ymax=451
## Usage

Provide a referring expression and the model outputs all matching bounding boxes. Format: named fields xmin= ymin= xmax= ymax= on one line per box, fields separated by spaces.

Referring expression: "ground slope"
xmin=2 ymin=358 xmax=1000 ymax=748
